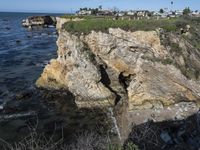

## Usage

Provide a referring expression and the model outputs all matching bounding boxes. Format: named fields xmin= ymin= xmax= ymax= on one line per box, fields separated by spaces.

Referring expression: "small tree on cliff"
xmin=183 ymin=7 xmax=191 ymax=15
xmin=159 ymin=9 xmax=164 ymax=14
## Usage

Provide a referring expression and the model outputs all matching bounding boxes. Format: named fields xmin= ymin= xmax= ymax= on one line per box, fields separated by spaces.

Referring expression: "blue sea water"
xmin=0 ymin=12 xmax=61 ymax=104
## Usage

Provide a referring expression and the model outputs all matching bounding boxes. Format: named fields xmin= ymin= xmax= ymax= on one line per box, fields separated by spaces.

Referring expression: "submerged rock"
xmin=15 ymin=91 xmax=32 ymax=101
xmin=160 ymin=131 xmax=173 ymax=144
xmin=16 ymin=40 xmax=21 ymax=44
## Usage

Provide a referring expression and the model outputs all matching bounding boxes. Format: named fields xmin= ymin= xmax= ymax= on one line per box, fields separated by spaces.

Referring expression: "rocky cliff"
xmin=22 ymin=16 xmax=56 ymax=28
xmin=36 ymin=17 xmax=200 ymax=142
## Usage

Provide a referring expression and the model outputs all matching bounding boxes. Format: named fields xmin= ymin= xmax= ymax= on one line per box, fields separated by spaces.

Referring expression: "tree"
xmin=159 ymin=9 xmax=164 ymax=13
xmin=183 ymin=7 xmax=191 ymax=15
xmin=113 ymin=7 xmax=119 ymax=15
xmin=91 ymin=8 xmax=99 ymax=15
xmin=99 ymin=5 xmax=102 ymax=10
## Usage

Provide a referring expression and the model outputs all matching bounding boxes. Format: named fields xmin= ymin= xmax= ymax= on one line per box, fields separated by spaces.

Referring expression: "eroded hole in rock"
xmin=118 ymin=73 xmax=133 ymax=92
xmin=82 ymin=42 xmax=97 ymax=64
xmin=99 ymin=65 xmax=121 ymax=105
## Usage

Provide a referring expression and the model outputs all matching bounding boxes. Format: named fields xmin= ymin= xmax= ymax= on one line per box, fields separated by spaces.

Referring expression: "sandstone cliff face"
xmin=56 ymin=17 xmax=84 ymax=32
xmin=37 ymin=25 xmax=200 ymax=110
xmin=36 ymin=30 xmax=115 ymax=108
xmin=36 ymin=18 xmax=200 ymax=142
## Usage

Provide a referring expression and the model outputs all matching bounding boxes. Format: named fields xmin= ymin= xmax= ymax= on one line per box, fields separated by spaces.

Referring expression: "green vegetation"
xmin=83 ymin=46 xmax=96 ymax=62
xmin=183 ymin=7 xmax=191 ymax=16
xmin=62 ymin=14 xmax=200 ymax=35
xmin=63 ymin=18 xmax=179 ymax=34
xmin=1 ymin=130 xmax=139 ymax=150
xmin=170 ymin=43 xmax=183 ymax=55
xmin=161 ymin=58 xmax=174 ymax=65
xmin=141 ymin=55 xmax=174 ymax=65
xmin=159 ymin=9 xmax=164 ymax=14
xmin=61 ymin=14 xmax=113 ymax=20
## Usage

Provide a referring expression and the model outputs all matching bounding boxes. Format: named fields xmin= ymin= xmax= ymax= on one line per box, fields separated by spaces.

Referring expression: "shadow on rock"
xmin=125 ymin=112 xmax=200 ymax=150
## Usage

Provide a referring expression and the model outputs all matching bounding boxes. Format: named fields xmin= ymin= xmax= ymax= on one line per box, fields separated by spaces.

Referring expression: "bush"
xmin=162 ymin=24 xmax=177 ymax=32
xmin=183 ymin=7 xmax=191 ymax=16
xmin=108 ymin=142 xmax=139 ymax=150
xmin=170 ymin=43 xmax=182 ymax=55
xmin=175 ymin=19 xmax=189 ymax=28
xmin=161 ymin=58 xmax=173 ymax=65
xmin=0 ymin=131 xmax=111 ymax=150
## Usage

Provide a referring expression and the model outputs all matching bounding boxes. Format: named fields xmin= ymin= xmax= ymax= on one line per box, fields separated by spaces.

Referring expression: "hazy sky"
xmin=0 ymin=0 xmax=199 ymax=13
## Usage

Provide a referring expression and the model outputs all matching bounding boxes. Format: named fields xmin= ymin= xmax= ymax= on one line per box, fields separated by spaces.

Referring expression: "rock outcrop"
xmin=56 ymin=17 xmax=84 ymax=32
xmin=22 ymin=16 xmax=56 ymax=28
xmin=36 ymin=18 xmax=200 ymax=143
xmin=37 ymin=27 xmax=200 ymax=108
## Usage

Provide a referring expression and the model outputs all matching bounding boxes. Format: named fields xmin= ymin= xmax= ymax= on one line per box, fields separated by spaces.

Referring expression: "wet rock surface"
xmin=22 ymin=16 xmax=56 ymax=28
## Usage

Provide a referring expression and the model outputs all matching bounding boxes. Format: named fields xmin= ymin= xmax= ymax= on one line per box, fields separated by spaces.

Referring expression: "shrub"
xmin=0 ymin=131 xmax=111 ymax=150
xmin=183 ymin=7 xmax=191 ymax=16
xmin=170 ymin=43 xmax=182 ymax=55
xmin=161 ymin=58 xmax=173 ymax=65
xmin=162 ymin=24 xmax=177 ymax=32
xmin=175 ymin=19 xmax=189 ymax=28
xmin=108 ymin=142 xmax=139 ymax=150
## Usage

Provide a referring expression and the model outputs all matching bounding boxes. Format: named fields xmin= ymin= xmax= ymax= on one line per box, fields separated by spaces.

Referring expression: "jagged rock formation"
xmin=36 ymin=18 xmax=200 ymax=142
xmin=56 ymin=17 xmax=84 ymax=32
xmin=22 ymin=16 xmax=56 ymax=27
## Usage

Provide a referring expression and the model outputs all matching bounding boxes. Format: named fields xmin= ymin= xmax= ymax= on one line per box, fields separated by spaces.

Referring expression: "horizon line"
xmin=0 ymin=10 xmax=68 ymax=14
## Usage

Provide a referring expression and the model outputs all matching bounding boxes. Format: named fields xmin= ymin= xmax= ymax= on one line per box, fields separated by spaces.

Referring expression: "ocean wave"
xmin=0 ymin=111 xmax=36 ymax=120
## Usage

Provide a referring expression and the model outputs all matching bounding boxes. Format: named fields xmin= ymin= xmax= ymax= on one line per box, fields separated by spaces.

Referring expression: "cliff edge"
xmin=36 ymin=17 xmax=200 ymax=143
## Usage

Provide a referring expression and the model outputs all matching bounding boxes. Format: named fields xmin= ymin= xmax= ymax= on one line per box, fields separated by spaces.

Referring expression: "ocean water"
xmin=0 ymin=12 xmax=60 ymax=105
xmin=0 ymin=12 xmax=110 ymax=145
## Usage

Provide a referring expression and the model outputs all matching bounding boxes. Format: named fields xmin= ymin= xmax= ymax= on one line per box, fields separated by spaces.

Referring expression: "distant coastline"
xmin=0 ymin=11 xmax=65 ymax=16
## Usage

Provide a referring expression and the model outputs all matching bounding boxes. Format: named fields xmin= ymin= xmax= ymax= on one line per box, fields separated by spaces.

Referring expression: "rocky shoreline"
xmin=36 ymin=17 xmax=200 ymax=143
xmin=1 ymin=16 xmax=200 ymax=149
xmin=22 ymin=16 xmax=56 ymax=28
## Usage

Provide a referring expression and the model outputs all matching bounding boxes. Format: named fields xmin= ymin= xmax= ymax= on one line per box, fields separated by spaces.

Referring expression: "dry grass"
xmin=0 ymin=131 xmax=111 ymax=150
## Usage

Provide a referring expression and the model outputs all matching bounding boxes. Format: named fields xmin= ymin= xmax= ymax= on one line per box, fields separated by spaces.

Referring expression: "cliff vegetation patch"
xmin=63 ymin=18 xmax=179 ymax=34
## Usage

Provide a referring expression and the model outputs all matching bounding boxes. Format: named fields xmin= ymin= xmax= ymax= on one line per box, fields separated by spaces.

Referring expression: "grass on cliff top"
xmin=61 ymin=14 xmax=113 ymax=20
xmin=63 ymin=17 xmax=179 ymax=34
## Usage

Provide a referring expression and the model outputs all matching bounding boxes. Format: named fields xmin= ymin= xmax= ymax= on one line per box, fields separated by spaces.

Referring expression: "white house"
xmin=127 ymin=11 xmax=136 ymax=16
xmin=78 ymin=10 xmax=92 ymax=15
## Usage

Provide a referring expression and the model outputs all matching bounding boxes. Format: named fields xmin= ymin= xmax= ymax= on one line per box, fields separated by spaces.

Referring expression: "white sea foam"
xmin=0 ymin=111 xmax=36 ymax=120
xmin=0 ymin=105 xmax=3 ymax=110
xmin=108 ymin=107 xmax=121 ymax=141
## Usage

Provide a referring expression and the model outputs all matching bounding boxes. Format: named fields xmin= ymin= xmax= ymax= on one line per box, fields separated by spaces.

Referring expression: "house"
xmin=78 ymin=10 xmax=92 ymax=15
xmin=175 ymin=10 xmax=183 ymax=17
xmin=116 ymin=11 xmax=126 ymax=17
xmin=127 ymin=10 xmax=136 ymax=16
xmin=97 ymin=10 xmax=114 ymax=16
xmin=136 ymin=10 xmax=150 ymax=19
xmin=190 ymin=11 xmax=200 ymax=17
